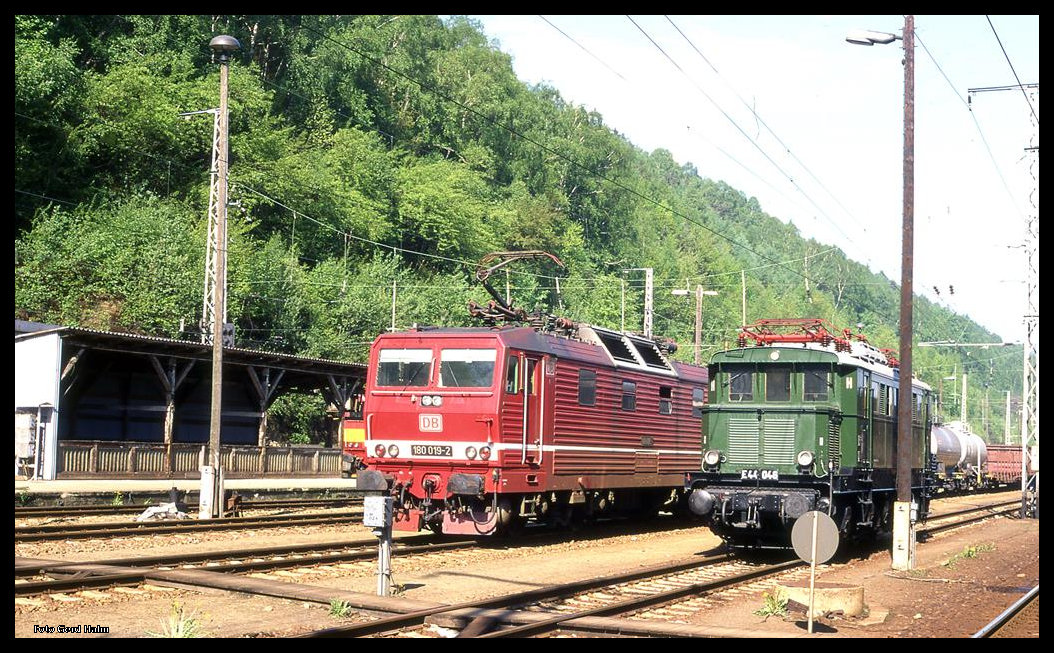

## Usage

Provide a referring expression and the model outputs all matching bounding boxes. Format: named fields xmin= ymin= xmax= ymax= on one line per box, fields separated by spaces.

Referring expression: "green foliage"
xmin=15 ymin=195 xmax=203 ymax=335
xmin=752 ymin=588 xmax=789 ymax=619
xmin=328 ymin=599 xmax=353 ymax=618
xmin=111 ymin=492 xmax=125 ymax=506
xmin=943 ymin=543 xmax=995 ymax=568
xmin=13 ymin=14 xmax=1020 ymax=429
xmin=267 ymin=392 xmax=331 ymax=446
xmin=147 ymin=602 xmax=207 ymax=638
xmin=15 ymin=18 xmax=88 ymax=232
xmin=395 ymin=159 xmax=495 ymax=263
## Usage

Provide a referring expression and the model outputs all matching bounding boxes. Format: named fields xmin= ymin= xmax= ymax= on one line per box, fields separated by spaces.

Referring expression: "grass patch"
xmin=329 ymin=599 xmax=353 ymax=618
xmin=753 ymin=588 xmax=788 ymax=619
xmin=942 ymin=543 xmax=995 ymax=568
xmin=147 ymin=602 xmax=206 ymax=638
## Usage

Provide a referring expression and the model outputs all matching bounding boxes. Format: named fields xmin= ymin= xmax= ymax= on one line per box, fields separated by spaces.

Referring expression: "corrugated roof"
xmin=14 ymin=322 xmax=365 ymax=370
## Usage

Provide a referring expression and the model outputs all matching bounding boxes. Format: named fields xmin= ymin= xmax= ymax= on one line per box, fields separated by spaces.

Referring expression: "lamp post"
xmin=672 ymin=285 xmax=719 ymax=365
xmin=848 ymin=15 xmax=915 ymax=570
xmin=201 ymin=34 xmax=240 ymax=520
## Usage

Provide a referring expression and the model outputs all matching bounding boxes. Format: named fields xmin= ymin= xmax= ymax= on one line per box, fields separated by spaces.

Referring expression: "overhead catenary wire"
xmin=913 ymin=32 xmax=1026 ymax=224
xmin=22 ymin=164 xmax=907 ymax=334
xmin=663 ymin=16 xmax=872 ymax=243
xmin=15 ymin=34 xmax=866 ymax=298
xmin=625 ymin=16 xmax=870 ymax=266
xmin=298 ymin=19 xmax=828 ymax=290
xmin=16 ymin=108 xmax=850 ymax=292
xmin=538 ymin=15 xmax=627 ymax=82
xmin=535 ymin=16 xmax=828 ymax=252
xmin=985 ymin=15 xmax=1039 ymax=125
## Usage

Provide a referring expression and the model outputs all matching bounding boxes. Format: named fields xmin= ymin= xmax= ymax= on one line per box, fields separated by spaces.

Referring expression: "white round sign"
xmin=791 ymin=510 xmax=839 ymax=564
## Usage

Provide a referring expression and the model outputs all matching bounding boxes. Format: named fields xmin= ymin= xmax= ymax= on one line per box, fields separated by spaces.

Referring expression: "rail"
xmin=971 ymin=584 xmax=1039 ymax=638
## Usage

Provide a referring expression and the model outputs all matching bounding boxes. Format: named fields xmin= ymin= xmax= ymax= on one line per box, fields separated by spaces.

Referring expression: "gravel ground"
xmin=13 ymin=491 xmax=1038 ymax=638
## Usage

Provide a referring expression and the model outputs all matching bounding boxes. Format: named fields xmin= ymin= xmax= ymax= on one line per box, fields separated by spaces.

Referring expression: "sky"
xmin=467 ymin=15 xmax=1039 ymax=345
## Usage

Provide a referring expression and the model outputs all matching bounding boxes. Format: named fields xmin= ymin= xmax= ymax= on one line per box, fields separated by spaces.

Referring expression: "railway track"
xmin=302 ymin=553 xmax=806 ymax=638
xmin=14 ymin=509 xmax=364 ymax=542
xmin=474 ymin=557 xmax=806 ymax=637
xmin=458 ymin=498 xmax=1025 ymax=639
xmin=14 ymin=497 xmax=362 ymax=519
xmin=14 ymin=537 xmax=478 ymax=597
xmin=13 ymin=519 xmax=699 ymax=597
xmin=918 ymin=499 xmax=1021 ymax=539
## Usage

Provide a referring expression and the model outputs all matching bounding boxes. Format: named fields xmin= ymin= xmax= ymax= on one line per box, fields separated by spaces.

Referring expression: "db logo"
xmin=419 ymin=414 xmax=443 ymax=432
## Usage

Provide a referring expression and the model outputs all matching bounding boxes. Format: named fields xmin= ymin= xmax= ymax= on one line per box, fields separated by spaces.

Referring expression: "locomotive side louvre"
xmin=548 ymin=359 xmax=706 ymax=484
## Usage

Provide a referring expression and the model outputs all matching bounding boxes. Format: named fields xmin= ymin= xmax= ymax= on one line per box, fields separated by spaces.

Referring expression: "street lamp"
xmin=848 ymin=15 xmax=915 ymax=570
xmin=672 ymin=285 xmax=719 ymax=365
xmin=202 ymin=34 xmax=240 ymax=520
xmin=845 ymin=29 xmax=900 ymax=46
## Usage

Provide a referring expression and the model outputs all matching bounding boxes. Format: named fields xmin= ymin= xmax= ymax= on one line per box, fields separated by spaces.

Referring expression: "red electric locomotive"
xmin=355 ymin=322 xmax=708 ymax=535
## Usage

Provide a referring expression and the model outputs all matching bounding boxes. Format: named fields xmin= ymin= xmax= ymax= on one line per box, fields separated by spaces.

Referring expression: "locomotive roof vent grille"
xmin=583 ymin=326 xmax=680 ymax=378
xmin=594 ymin=329 xmax=639 ymax=364
xmin=628 ymin=337 xmax=675 ymax=372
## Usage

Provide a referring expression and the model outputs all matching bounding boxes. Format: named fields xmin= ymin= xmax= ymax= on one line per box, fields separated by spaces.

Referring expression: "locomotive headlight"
xmin=387 ymin=444 xmax=400 ymax=458
xmin=479 ymin=446 xmax=491 ymax=460
xmin=704 ymin=450 xmax=722 ymax=468
xmin=465 ymin=446 xmax=477 ymax=460
xmin=432 ymin=395 xmax=443 ymax=407
xmin=421 ymin=395 xmax=433 ymax=407
xmin=374 ymin=444 xmax=386 ymax=457
xmin=797 ymin=450 xmax=815 ymax=467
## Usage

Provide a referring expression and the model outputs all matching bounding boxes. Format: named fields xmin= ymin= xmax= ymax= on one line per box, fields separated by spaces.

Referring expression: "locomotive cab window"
xmin=621 ymin=380 xmax=637 ymax=411
xmin=505 ymin=355 xmax=520 ymax=394
xmin=377 ymin=349 xmax=432 ymax=387
xmin=659 ymin=386 xmax=673 ymax=415
xmin=526 ymin=359 xmax=538 ymax=395
xmin=578 ymin=369 xmax=597 ymax=406
xmin=438 ymin=349 xmax=497 ymax=388
xmin=692 ymin=387 xmax=705 ymax=417
xmin=728 ymin=370 xmax=753 ymax=402
xmin=765 ymin=366 xmax=791 ymax=402
xmin=803 ymin=369 xmax=830 ymax=401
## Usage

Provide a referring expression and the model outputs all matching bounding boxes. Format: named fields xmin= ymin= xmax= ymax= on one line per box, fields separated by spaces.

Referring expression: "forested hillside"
xmin=14 ymin=15 xmax=1022 ymax=442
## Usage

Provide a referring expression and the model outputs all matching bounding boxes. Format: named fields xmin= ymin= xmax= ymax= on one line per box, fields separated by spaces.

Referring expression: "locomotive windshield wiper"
xmin=399 ymin=361 xmax=428 ymax=393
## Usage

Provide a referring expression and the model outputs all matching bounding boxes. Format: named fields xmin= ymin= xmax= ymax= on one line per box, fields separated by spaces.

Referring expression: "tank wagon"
xmin=930 ymin=421 xmax=988 ymax=491
xmin=930 ymin=421 xmax=1032 ymax=491
xmin=356 ymin=322 xmax=708 ymax=535
xmin=685 ymin=319 xmax=933 ymax=550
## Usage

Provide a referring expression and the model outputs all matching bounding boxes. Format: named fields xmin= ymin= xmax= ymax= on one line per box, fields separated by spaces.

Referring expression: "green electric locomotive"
xmin=685 ymin=319 xmax=933 ymax=549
